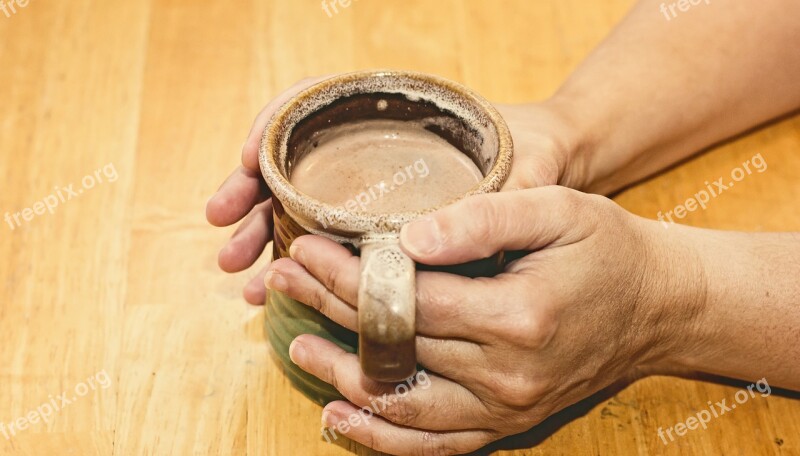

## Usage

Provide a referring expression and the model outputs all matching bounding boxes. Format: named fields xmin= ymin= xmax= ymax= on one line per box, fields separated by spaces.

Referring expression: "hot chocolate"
xmin=289 ymin=119 xmax=483 ymax=213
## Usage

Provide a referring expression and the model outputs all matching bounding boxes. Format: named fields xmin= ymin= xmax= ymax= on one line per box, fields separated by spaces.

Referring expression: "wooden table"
xmin=1 ymin=1 xmax=797 ymax=454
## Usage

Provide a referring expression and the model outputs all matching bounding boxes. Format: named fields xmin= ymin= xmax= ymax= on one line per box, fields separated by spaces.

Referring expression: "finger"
xmin=241 ymin=76 xmax=330 ymax=170
xmin=501 ymin=148 xmax=561 ymax=191
xmin=399 ymin=186 xmax=597 ymax=265
xmin=218 ymin=200 xmax=273 ymax=272
xmin=266 ymin=258 xmax=358 ymax=331
xmin=321 ymin=401 xmax=495 ymax=456
xmin=288 ymin=235 xmax=518 ymax=342
xmin=289 ymin=235 xmax=360 ymax=304
xmin=207 ymin=166 xmax=270 ymax=227
xmin=243 ymin=264 xmax=270 ymax=305
xmin=290 ymin=334 xmax=493 ymax=431
xmin=494 ymin=103 xmax=569 ymax=191
xmin=413 ymin=336 xmax=487 ymax=388
xmin=414 ymin=272 xmax=528 ymax=343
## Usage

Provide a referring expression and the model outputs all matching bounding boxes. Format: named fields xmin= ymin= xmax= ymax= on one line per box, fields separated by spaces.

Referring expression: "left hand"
xmin=265 ymin=186 xmax=705 ymax=455
xmin=206 ymin=83 xmax=585 ymax=305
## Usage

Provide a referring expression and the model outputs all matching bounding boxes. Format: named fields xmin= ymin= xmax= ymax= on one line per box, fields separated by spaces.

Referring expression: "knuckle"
xmin=529 ymin=317 xmax=558 ymax=350
xmin=490 ymin=286 xmax=558 ymax=350
xmin=596 ymin=193 xmax=626 ymax=221
xmin=537 ymin=185 xmax=610 ymax=235
xmin=549 ymin=185 xmax=584 ymax=211
xmin=324 ymin=266 xmax=342 ymax=294
xmin=308 ymin=286 xmax=331 ymax=316
xmin=416 ymin=282 xmax=459 ymax=320
xmin=380 ymin=397 xmax=420 ymax=426
xmin=418 ymin=432 xmax=457 ymax=456
xmin=325 ymin=364 xmax=340 ymax=393
xmin=582 ymin=191 xmax=613 ymax=211
xmin=328 ymin=353 xmax=350 ymax=394
xmin=330 ymin=258 xmax=360 ymax=300
xmin=517 ymin=153 xmax=560 ymax=188
xmin=358 ymin=431 xmax=377 ymax=453
xmin=460 ymin=195 xmax=499 ymax=254
xmin=511 ymin=305 xmax=558 ymax=350
xmin=493 ymin=374 xmax=547 ymax=408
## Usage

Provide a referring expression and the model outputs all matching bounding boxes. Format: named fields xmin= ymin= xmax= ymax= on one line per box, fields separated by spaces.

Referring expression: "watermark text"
xmin=657 ymin=378 xmax=771 ymax=445
xmin=657 ymin=153 xmax=766 ymax=228
xmin=4 ymin=162 xmax=118 ymax=230
xmin=0 ymin=370 xmax=112 ymax=440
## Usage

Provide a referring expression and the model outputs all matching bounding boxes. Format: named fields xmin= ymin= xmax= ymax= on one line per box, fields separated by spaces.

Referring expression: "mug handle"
xmin=358 ymin=233 xmax=416 ymax=382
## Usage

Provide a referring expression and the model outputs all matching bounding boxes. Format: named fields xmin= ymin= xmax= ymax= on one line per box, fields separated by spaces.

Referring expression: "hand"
xmin=266 ymin=186 xmax=706 ymax=455
xmin=205 ymin=77 xmax=328 ymax=304
xmin=205 ymin=75 xmax=586 ymax=305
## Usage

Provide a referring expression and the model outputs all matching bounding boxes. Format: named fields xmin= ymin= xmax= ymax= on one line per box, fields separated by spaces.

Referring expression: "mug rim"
xmin=259 ymin=69 xmax=513 ymax=237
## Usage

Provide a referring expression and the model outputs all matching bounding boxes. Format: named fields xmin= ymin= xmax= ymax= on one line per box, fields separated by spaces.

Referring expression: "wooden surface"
xmin=0 ymin=1 xmax=798 ymax=455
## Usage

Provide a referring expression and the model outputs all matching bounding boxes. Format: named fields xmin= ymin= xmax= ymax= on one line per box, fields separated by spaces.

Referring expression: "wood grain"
xmin=0 ymin=0 xmax=797 ymax=455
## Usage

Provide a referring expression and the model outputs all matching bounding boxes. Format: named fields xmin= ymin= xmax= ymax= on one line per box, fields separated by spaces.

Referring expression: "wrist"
xmin=630 ymin=219 xmax=711 ymax=374
xmin=655 ymin=231 xmax=800 ymax=388
xmin=539 ymin=95 xmax=602 ymax=193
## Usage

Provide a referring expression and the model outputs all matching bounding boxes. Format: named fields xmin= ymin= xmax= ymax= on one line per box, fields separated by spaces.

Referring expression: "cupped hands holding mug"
xmin=205 ymin=77 xmax=582 ymax=305
xmin=206 ymin=0 xmax=800 ymax=453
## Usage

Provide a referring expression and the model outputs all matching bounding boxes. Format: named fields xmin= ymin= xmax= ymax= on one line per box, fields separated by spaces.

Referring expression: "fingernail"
xmin=322 ymin=409 xmax=341 ymax=428
xmin=289 ymin=244 xmax=305 ymax=264
xmin=289 ymin=339 xmax=307 ymax=366
xmin=264 ymin=270 xmax=287 ymax=293
xmin=400 ymin=217 xmax=442 ymax=256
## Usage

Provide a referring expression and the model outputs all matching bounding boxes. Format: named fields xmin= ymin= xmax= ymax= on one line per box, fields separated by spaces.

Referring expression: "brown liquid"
xmin=290 ymin=120 xmax=483 ymax=213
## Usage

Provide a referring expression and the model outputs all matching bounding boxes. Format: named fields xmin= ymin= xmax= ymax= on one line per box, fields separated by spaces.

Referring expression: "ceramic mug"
xmin=259 ymin=70 xmax=512 ymax=401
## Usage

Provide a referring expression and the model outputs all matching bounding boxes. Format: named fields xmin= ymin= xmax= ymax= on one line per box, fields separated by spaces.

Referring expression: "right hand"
xmin=269 ymin=186 xmax=703 ymax=455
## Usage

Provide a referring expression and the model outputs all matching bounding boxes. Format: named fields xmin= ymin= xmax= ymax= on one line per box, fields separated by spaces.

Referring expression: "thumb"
xmin=399 ymin=186 xmax=596 ymax=265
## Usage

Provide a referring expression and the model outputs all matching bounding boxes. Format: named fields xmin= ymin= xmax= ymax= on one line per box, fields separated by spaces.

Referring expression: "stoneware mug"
xmin=259 ymin=70 xmax=512 ymax=403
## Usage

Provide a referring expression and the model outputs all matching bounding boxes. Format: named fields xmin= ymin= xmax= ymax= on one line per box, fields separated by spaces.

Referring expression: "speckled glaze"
xmin=259 ymin=70 xmax=513 ymax=405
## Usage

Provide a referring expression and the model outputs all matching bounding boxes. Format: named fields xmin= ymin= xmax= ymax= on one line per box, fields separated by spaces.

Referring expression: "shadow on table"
xmin=471 ymin=372 xmax=800 ymax=455
xmin=326 ymin=370 xmax=799 ymax=455
xmin=470 ymin=377 xmax=631 ymax=455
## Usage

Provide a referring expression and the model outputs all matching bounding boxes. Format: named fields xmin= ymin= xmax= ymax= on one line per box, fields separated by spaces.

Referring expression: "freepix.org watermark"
xmin=657 ymin=153 xmax=766 ymax=228
xmin=0 ymin=370 xmax=112 ymax=440
xmin=657 ymin=378 xmax=771 ymax=445
xmin=321 ymin=369 xmax=432 ymax=443
xmin=0 ymin=0 xmax=30 ymax=19
xmin=4 ymin=162 xmax=118 ymax=230
xmin=317 ymin=158 xmax=429 ymax=228
xmin=321 ymin=0 xmax=359 ymax=18
xmin=660 ymin=0 xmax=711 ymax=21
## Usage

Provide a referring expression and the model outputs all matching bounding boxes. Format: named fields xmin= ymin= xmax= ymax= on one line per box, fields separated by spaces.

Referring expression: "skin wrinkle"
xmin=652 ymin=227 xmax=713 ymax=368
xmin=623 ymin=218 xmax=663 ymax=364
xmin=676 ymin=239 xmax=710 ymax=364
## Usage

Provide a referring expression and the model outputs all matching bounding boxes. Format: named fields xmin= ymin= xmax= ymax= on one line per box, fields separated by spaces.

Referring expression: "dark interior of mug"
xmin=283 ymin=91 xmax=498 ymax=179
